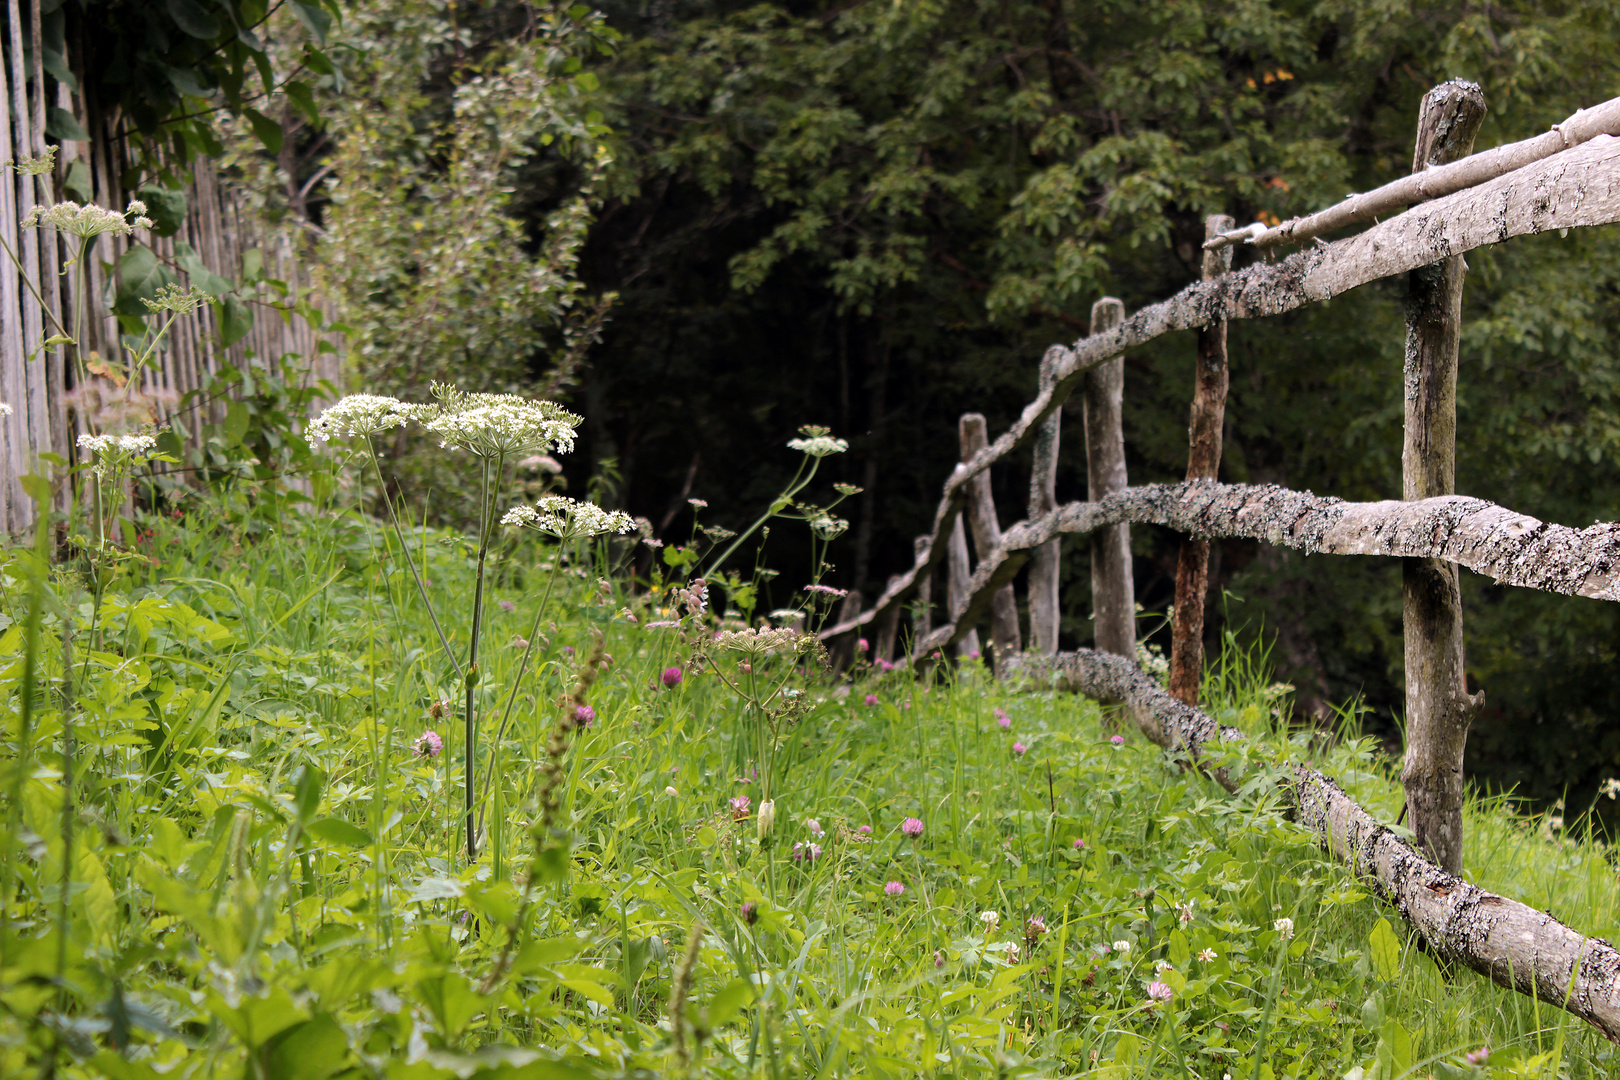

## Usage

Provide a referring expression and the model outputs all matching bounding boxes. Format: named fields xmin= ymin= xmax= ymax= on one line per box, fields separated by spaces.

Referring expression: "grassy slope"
xmin=1 ymin=498 xmax=1616 ymax=1078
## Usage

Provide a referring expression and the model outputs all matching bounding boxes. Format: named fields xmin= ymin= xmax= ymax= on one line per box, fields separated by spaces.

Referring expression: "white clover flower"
xmin=416 ymin=382 xmax=580 ymax=459
xmin=980 ymin=910 xmax=1001 ymax=930
xmin=502 ymin=495 xmax=635 ymax=541
xmin=1197 ymin=948 xmax=1218 ymax=962
xmin=308 ymin=394 xmax=412 ymax=442
xmin=22 ymin=199 xmax=151 ymax=239
xmin=77 ymin=431 xmax=159 ymax=478
xmin=1112 ymin=940 xmax=1132 ymax=955
xmin=1273 ymin=917 xmax=1294 ymax=939
xmin=1601 ymin=777 xmax=1620 ymax=800
xmin=0 ymin=402 xmax=11 ymax=417
xmin=142 ymin=283 xmax=213 ymax=315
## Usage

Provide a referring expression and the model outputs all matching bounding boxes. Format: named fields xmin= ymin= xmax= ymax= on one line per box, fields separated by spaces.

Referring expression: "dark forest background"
xmin=560 ymin=0 xmax=1620 ymax=814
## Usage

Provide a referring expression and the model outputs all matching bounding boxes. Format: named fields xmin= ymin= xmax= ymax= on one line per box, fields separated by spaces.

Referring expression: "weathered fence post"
xmin=1402 ymin=80 xmax=1488 ymax=874
xmin=1168 ymin=214 xmax=1235 ymax=705
xmin=1028 ymin=345 xmax=1066 ymax=655
xmin=874 ymin=572 xmax=902 ymax=664
xmin=830 ymin=588 xmax=864 ymax=673
xmin=912 ymin=535 xmax=933 ymax=647
xmin=960 ymin=413 xmax=1022 ymax=666
xmin=946 ymin=513 xmax=982 ymax=659
xmin=1084 ymin=297 xmax=1134 ymax=657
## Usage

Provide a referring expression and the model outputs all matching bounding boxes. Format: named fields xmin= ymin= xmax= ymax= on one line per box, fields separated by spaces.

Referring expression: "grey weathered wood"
xmin=910 ymin=481 xmax=1620 ymax=661
xmin=1169 ymin=215 xmax=1234 ymax=705
xmin=0 ymin=36 xmax=24 ymax=531
xmin=945 ymin=515 xmax=981 ymax=659
xmin=911 ymin=534 xmax=933 ymax=646
xmin=1027 ymin=345 xmax=1065 ymax=655
xmin=873 ymin=573 xmax=902 ymax=663
xmin=1003 ymin=646 xmax=1620 ymax=1047
xmin=822 ymin=106 xmax=1620 ymax=647
xmin=8 ymin=0 xmax=44 ymax=527
xmin=959 ymin=413 xmax=1021 ymax=664
xmin=1402 ymin=80 xmax=1488 ymax=876
xmin=1206 ymin=93 xmax=1620 ymax=252
xmin=1084 ymin=297 xmax=1133 ymax=657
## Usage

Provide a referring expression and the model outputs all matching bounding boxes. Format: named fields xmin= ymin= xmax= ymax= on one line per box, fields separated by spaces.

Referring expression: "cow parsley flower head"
xmin=23 ymin=198 xmax=152 ymax=238
xmin=309 ymin=395 xmax=412 ymax=442
xmin=713 ymin=626 xmax=812 ymax=659
xmin=787 ymin=424 xmax=848 ymax=458
xmin=416 ymin=382 xmax=580 ymax=459
xmin=142 ymin=283 xmax=214 ymax=315
xmin=501 ymin=495 xmax=635 ymax=541
xmin=77 ymin=432 xmax=159 ymax=477
xmin=7 ymin=146 xmax=56 ymax=176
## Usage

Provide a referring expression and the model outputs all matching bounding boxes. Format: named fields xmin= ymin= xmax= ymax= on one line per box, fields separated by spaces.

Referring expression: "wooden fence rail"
xmin=819 ymin=84 xmax=1620 ymax=1043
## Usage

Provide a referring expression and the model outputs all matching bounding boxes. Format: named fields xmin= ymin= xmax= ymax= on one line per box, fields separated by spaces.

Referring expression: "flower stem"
xmin=464 ymin=456 xmax=498 ymax=862
xmin=365 ymin=442 xmax=464 ymax=681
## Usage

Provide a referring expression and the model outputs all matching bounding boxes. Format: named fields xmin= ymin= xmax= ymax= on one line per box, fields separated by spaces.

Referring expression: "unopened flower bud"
xmin=757 ymin=798 xmax=776 ymax=842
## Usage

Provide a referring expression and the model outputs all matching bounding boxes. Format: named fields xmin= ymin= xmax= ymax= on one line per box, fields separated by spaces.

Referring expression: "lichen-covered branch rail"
xmin=1003 ymin=648 xmax=1620 ymax=1046
xmin=865 ymin=480 xmax=1620 ymax=658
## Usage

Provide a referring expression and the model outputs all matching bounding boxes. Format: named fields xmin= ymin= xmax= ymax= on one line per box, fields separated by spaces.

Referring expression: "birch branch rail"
xmin=820 ymin=134 xmax=1620 ymax=644
xmin=1002 ymin=648 xmax=1620 ymax=1045
xmin=1204 ymin=94 xmax=1620 ymax=252
xmin=884 ymin=480 xmax=1620 ymax=658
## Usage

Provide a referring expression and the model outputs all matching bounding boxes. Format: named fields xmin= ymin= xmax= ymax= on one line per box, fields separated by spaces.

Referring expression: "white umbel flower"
xmin=308 ymin=395 xmax=412 ymax=442
xmin=786 ymin=423 xmax=847 ymax=458
xmin=142 ymin=283 xmax=214 ymax=315
xmin=0 ymin=402 xmax=12 ymax=416
xmin=77 ymin=432 xmax=159 ymax=477
xmin=416 ymin=382 xmax=579 ymax=459
xmin=714 ymin=627 xmax=813 ymax=659
xmin=502 ymin=496 xmax=635 ymax=541
xmin=23 ymin=199 xmax=152 ymax=238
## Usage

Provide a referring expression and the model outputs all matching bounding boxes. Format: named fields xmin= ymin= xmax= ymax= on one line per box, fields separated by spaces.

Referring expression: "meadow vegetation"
xmin=3 ymin=418 xmax=1620 ymax=1078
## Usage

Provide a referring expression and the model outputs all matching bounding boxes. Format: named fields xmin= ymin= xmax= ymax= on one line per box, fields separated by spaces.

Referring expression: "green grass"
xmin=1 ymin=495 xmax=1617 ymax=1079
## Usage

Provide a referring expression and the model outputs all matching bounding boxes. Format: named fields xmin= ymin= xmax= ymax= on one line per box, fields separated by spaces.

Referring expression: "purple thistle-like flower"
xmin=857 ymin=638 xmax=869 ymax=651
xmin=575 ymin=704 xmax=596 ymax=727
xmin=901 ymin=817 xmax=923 ymax=837
xmin=1073 ymin=838 xmax=1087 ymax=850
xmin=792 ymin=841 xmax=822 ymax=862
xmin=662 ymin=666 xmax=684 ymax=687
xmin=730 ymin=795 xmax=751 ymax=819
xmin=1110 ymin=734 xmax=1125 ymax=746
xmin=1465 ymin=1048 xmax=1489 ymax=1066
xmin=413 ymin=731 xmax=444 ymax=758
xmin=996 ymin=710 xmax=1011 ymax=730
xmin=857 ymin=824 xmax=872 ymax=835
xmin=1012 ymin=741 xmax=1028 ymax=756
xmin=865 ymin=694 xmax=878 ymax=706
xmin=740 ymin=901 xmax=758 ymax=925
xmin=884 ymin=881 xmax=905 ymax=896
xmin=879 ymin=659 xmax=895 ymax=672
xmin=1147 ymin=981 xmax=1174 ymax=1001
xmin=499 ymin=600 xmax=515 ymax=612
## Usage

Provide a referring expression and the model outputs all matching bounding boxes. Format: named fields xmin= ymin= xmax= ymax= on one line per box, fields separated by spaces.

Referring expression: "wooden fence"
xmin=1 ymin=22 xmax=338 ymax=533
xmin=821 ymin=84 xmax=1620 ymax=1042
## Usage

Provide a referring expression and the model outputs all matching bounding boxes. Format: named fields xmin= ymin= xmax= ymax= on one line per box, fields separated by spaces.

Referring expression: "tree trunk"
xmin=873 ymin=573 xmax=902 ymax=664
xmin=1169 ymin=215 xmax=1234 ymax=704
xmin=960 ymin=413 xmax=1022 ymax=666
xmin=1083 ymin=298 xmax=1133 ymax=657
xmin=1027 ymin=345 xmax=1066 ymax=655
xmin=1402 ymin=80 xmax=1488 ymax=875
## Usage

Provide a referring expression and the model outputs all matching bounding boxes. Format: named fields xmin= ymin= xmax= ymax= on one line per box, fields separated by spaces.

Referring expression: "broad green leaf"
xmin=220 ymin=295 xmax=254 ymax=347
xmin=289 ymin=0 xmax=331 ymax=43
xmin=223 ymin=399 xmax=251 ymax=447
xmin=705 ymin=977 xmax=756 ymax=1027
xmin=45 ymin=106 xmax=88 ymax=142
xmin=164 ymin=0 xmax=220 ymax=38
xmin=112 ymin=245 xmax=178 ymax=316
xmin=293 ymin=764 xmax=325 ymax=821
xmin=137 ymin=185 xmax=189 ymax=238
xmin=304 ymin=817 xmax=371 ymax=848
xmin=259 ymin=1014 xmax=348 ymax=1080
xmin=1368 ymin=918 xmax=1400 ymax=982
xmin=1167 ymin=928 xmax=1189 ymax=967
xmin=243 ymin=108 xmax=283 ymax=154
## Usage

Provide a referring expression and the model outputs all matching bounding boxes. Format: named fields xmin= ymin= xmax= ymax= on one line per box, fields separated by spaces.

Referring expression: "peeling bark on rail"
xmin=821 ymin=135 xmax=1620 ymax=645
xmin=1002 ymin=648 xmax=1620 ymax=1046
xmin=1204 ymin=94 xmax=1620 ymax=251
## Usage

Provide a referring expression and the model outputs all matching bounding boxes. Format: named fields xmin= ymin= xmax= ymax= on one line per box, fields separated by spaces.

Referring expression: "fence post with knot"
xmin=1169 ymin=213 xmax=1235 ymax=705
xmin=1401 ymin=80 xmax=1488 ymax=875
xmin=1083 ymin=297 xmax=1134 ymax=658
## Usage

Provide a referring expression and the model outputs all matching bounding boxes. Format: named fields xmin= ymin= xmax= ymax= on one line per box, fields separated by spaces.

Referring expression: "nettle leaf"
xmin=220 ymin=295 xmax=254 ymax=348
xmin=304 ymin=817 xmax=371 ymax=848
xmin=173 ymin=241 xmax=234 ymax=296
xmin=137 ymin=184 xmax=188 ymax=238
xmin=113 ymin=245 xmax=179 ymax=317
xmin=164 ymin=0 xmax=220 ymax=39
xmin=289 ymin=0 xmax=331 ymax=44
